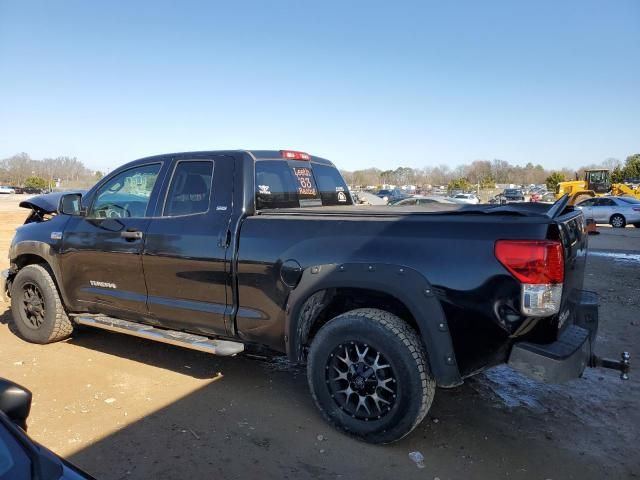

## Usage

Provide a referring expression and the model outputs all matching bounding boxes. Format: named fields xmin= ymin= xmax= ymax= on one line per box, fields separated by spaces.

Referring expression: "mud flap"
xmin=1 ymin=269 xmax=11 ymax=303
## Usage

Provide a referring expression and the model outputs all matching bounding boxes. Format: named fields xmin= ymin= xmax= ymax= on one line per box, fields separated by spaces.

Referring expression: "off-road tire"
xmin=307 ymin=308 xmax=435 ymax=444
xmin=610 ymin=214 xmax=626 ymax=228
xmin=10 ymin=264 xmax=73 ymax=344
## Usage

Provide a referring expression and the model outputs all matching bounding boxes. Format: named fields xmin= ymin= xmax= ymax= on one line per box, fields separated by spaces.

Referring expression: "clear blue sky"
xmin=1 ymin=0 xmax=638 ymax=173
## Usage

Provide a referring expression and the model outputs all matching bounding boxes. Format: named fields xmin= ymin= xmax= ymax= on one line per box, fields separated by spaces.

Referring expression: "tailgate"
xmin=550 ymin=209 xmax=588 ymax=330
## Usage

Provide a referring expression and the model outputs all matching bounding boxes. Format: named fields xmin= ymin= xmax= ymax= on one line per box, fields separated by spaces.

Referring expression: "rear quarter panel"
xmin=235 ymin=212 xmax=558 ymax=375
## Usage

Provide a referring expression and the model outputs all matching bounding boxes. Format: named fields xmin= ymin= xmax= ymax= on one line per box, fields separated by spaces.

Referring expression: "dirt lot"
xmin=1 ymin=195 xmax=639 ymax=479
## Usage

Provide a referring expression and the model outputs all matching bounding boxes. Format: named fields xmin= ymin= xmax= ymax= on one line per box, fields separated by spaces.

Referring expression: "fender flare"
xmin=9 ymin=240 xmax=71 ymax=308
xmin=285 ymin=262 xmax=462 ymax=388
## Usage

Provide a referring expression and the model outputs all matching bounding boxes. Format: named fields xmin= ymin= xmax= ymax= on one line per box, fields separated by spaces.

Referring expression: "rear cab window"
xmin=255 ymin=160 xmax=352 ymax=210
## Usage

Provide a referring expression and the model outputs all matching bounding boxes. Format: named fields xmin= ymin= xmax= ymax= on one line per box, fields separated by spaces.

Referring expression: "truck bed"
xmin=257 ymin=201 xmax=564 ymax=218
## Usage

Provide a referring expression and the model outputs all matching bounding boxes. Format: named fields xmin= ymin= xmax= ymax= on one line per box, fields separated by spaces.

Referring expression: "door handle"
xmin=121 ymin=230 xmax=143 ymax=240
xmin=218 ymin=229 xmax=231 ymax=248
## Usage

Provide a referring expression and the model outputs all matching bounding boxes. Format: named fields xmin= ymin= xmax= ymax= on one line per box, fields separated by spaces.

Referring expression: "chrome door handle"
xmin=120 ymin=231 xmax=143 ymax=240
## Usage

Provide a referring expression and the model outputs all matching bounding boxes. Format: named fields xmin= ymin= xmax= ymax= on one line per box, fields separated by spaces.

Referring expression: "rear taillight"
xmin=495 ymin=240 xmax=564 ymax=284
xmin=495 ymin=240 xmax=564 ymax=317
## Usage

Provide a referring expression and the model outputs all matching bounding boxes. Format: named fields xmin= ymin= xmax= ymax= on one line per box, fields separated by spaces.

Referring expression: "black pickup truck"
xmin=1 ymin=150 xmax=629 ymax=444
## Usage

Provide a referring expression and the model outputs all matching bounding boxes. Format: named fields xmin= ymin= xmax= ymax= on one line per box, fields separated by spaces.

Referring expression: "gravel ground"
xmin=1 ymin=195 xmax=639 ymax=479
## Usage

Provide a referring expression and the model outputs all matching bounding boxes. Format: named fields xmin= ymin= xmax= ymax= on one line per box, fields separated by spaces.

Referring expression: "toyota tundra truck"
xmin=1 ymin=150 xmax=630 ymax=444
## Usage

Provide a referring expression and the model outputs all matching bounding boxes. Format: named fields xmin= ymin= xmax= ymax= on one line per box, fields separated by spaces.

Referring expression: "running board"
xmin=74 ymin=315 xmax=244 ymax=356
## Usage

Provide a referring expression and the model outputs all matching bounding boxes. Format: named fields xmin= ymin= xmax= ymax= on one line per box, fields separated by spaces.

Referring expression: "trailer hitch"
xmin=590 ymin=352 xmax=630 ymax=380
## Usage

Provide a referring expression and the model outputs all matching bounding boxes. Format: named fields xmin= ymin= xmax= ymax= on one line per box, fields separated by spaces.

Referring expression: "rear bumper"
xmin=508 ymin=290 xmax=599 ymax=383
xmin=1 ymin=269 xmax=11 ymax=303
xmin=508 ymin=325 xmax=592 ymax=383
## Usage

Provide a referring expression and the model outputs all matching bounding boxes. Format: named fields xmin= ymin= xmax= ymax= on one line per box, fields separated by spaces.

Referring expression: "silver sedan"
xmin=575 ymin=196 xmax=640 ymax=228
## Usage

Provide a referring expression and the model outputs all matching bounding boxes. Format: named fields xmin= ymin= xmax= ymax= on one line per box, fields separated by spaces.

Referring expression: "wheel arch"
xmin=285 ymin=263 xmax=463 ymax=388
xmin=10 ymin=241 xmax=70 ymax=308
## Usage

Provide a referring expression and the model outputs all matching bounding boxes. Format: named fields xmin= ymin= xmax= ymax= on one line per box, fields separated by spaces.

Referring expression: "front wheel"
xmin=307 ymin=308 xmax=435 ymax=444
xmin=10 ymin=264 xmax=73 ymax=344
xmin=610 ymin=214 xmax=626 ymax=228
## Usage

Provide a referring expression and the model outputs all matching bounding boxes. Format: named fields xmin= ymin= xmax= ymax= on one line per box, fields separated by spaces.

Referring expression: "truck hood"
xmin=19 ymin=191 xmax=85 ymax=215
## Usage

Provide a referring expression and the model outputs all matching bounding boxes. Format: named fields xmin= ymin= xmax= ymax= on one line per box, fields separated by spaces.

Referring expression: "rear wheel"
xmin=10 ymin=264 xmax=73 ymax=344
xmin=633 ymin=223 xmax=640 ymax=228
xmin=307 ymin=308 xmax=435 ymax=444
xmin=610 ymin=214 xmax=626 ymax=228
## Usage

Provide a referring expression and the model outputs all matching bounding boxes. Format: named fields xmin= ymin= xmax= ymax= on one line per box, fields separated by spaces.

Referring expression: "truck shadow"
xmin=0 ymin=303 xmax=19 ymax=336
xmin=2 ymin=302 xmax=622 ymax=479
xmin=66 ymin=326 xmax=292 ymax=381
xmin=63 ymin=352 xmax=612 ymax=480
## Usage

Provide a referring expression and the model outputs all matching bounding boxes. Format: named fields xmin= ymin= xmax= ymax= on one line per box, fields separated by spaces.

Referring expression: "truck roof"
xmin=130 ymin=150 xmax=335 ymax=166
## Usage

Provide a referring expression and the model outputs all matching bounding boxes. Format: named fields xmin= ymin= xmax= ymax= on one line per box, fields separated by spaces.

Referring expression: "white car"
xmin=0 ymin=186 xmax=16 ymax=194
xmin=449 ymin=193 xmax=480 ymax=205
xmin=575 ymin=196 xmax=640 ymax=228
xmin=392 ymin=195 xmax=456 ymax=206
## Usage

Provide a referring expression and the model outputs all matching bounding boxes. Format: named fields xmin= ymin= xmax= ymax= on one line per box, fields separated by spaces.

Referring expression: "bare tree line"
xmin=1 ymin=151 xmax=633 ymax=191
xmin=0 ymin=153 xmax=100 ymax=187
xmin=341 ymin=157 xmax=625 ymax=188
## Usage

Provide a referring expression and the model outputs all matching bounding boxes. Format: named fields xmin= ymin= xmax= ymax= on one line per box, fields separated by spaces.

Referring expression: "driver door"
xmin=60 ymin=162 xmax=163 ymax=319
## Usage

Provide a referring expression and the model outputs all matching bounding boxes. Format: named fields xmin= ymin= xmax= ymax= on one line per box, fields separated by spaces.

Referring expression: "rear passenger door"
xmin=142 ymin=155 xmax=235 ymax=336
xmin=592 ymin=197 xmax=616 ymax=223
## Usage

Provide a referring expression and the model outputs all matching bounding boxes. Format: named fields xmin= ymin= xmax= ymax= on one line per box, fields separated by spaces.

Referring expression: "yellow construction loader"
xmin=555 ymin=169 xmax=640 ymax=205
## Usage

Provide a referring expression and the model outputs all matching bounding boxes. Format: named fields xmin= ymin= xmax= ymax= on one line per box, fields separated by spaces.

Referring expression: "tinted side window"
xmin=89 ymin=163 xmax=161 ymax=218
xmin=596 ymin=198 xmax=615 ymax=206
xmin=578 ymin=199 xmax=596 ymax=207
xmin=163 ymin=161 xmax=214 ymax=216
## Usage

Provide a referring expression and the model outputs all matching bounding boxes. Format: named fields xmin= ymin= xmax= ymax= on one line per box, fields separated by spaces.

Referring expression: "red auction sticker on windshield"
xmin=292 ymin=167 xmax=318 ymax=196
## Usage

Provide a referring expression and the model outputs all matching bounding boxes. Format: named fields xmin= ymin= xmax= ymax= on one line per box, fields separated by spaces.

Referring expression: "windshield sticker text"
xmin=292 ymin=167 xmax=317 ymax=196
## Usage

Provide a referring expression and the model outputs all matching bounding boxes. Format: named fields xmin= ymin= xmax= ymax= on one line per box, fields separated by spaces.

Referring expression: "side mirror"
xmin=0 ymin=379 xmax=32 ymax=431
xmin=59 ymin=193 xmax=84 ymax=216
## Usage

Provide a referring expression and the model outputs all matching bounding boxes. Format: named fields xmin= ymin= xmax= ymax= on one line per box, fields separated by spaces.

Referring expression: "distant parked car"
xmin=376 ymin=189 xmax=409 ymax=204
xmin=392 ymin=195 xmax=456 ymax=206
xmin=503 ymin=188 xmax=525 ymax=202
xmin=575 ymin=196 xmax=640 ymax=228
xmin=449 ymin=193 xmax=480 ymax=205
xmin=0 ymin=186 xmax=16 ymax=194
xmin=352 ymin=191 xmax=388 ymax=205
xmin=10 ymin=186 xmax=24 ymax=194
xmin=22 ymin=187 xmax=47 ymax=195
xmin=489 ymin=193 xmax=507 ymax=204
xmin=541 ymin=192 xmax=556 ymax=203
